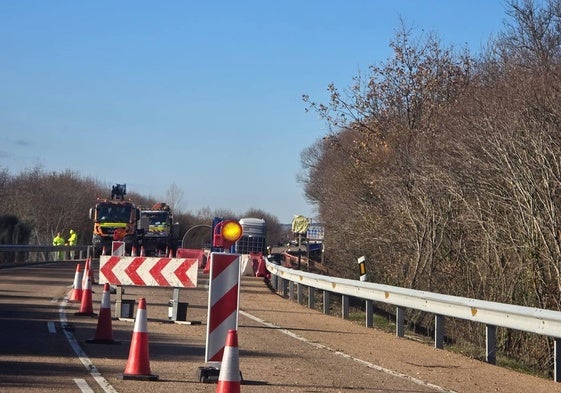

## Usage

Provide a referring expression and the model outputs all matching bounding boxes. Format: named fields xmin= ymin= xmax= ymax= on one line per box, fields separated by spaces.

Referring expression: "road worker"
xmin=52 ymin=232 xmax=65 ymax=260
xmin=68 ymin=229 xmax=77 ymax=259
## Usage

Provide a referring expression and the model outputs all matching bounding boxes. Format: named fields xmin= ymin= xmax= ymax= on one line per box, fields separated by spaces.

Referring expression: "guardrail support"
xmin=396 ymin=306 xmax=405 ymax=337
xmin=297 ymin=283 xmax=304 ymax=305
xmin=486 ymin=324 xmax=497 ymax=365
xmin=365 ymin=299 xmax=373 ymax=327
xmin=342 ymin=295 xmax=349 ymax=319
xmin=553 ymin=337 xmax=561 ymax=382
xmin=307 ymin=287 xmax=315 ymax=309
xmin=322 ymin=291 xmax=330 ymax=314
xmin=435 ymin=314 xmax=445 ymax=349
xmin=281 ymin=277 xmax=288 ymax=298
xmin=289 ymin=281 xmax=295 ymax=300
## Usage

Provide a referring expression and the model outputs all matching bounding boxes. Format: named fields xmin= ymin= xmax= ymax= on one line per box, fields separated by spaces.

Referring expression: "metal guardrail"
xmin=265 ymin=259 xmax=561 ymax=382
xmin=0 ymin=245 xmax=92 ymax=263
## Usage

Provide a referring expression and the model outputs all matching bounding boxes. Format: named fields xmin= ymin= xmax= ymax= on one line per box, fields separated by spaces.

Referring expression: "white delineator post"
xmin=357 ymin=255 xmax=367 ymax=282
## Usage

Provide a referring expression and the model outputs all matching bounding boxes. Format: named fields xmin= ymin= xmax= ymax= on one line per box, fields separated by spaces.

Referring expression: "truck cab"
xmin=138 ymin=203 xmax=178 ymax=256
xmin=89 ymin=184 xmax=140 ymax=257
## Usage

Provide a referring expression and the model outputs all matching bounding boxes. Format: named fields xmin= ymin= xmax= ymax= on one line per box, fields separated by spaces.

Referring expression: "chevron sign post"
xmin=99 ymin=256 xmax=198 ymax=287
xmin=204 ymin=252 xmax=240 ymax=363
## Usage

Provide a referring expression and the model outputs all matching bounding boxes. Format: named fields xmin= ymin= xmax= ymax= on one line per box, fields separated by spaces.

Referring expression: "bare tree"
xmin=165 ymin=182 xmax=185 ymax=213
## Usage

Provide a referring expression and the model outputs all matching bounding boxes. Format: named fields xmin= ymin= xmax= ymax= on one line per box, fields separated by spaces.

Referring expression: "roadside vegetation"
xmin=0 ymin=168 xmax=287 ymax=249
xmin=301 ymin=0 xmax=561 ymax=377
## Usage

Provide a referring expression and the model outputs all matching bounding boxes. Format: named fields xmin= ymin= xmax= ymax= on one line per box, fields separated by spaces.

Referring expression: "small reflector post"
xmin=357 ymin=255 xmax=367 ymax=282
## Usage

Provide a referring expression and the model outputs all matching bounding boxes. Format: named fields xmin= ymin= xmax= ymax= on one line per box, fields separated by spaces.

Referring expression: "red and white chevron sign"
xmin=99 ymin=256 xmax=198 ymax=287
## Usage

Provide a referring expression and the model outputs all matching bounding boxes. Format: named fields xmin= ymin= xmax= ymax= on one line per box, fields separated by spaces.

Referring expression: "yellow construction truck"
xmin=138 ymin=202 xmax=179 ymax=256
xmin=89 ymin=184 xmax=140 ymax=257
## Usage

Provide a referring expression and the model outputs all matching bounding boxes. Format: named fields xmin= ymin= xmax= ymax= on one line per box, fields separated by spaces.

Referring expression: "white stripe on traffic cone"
xmin=216 ymin=329 xmax=241 ymax=393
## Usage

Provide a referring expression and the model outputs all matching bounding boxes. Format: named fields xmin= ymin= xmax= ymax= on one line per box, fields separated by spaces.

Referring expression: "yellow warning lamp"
xmin=213 ymin=220 xmax=243 ymax=250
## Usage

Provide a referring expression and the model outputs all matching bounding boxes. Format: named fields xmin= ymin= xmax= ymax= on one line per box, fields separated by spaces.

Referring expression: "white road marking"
xmin=240 ymin=309 xmax=458 ymax=393
xmin=74 ymin=378 xmax=95 ymax=393
xmin=47 ymin=321 xmax=56 ymax=333
xmin=59 ymin=296 xmax=119 ymax=393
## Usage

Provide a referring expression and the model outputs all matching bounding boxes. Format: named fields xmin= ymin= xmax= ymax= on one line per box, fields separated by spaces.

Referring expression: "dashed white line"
xmin=74 ymin=378 xmax=95 ymax=392
xmin=239 ymin=309 xmax=458 ymax=393
xmin=47 ymin=321 xmax=56 ymax=333
xmin=59 ymin=296 xmax=119 ymax=393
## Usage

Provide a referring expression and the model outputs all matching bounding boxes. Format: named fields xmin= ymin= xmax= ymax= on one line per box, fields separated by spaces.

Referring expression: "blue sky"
xmin=0 ymin=0 xmax=508 ymax=223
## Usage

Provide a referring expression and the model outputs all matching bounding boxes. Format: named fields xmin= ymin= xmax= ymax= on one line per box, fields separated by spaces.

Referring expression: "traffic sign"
xmin=99 ymin=256 xmax=198 ymax=287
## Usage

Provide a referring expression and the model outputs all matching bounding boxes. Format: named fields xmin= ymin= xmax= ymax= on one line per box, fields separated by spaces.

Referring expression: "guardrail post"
xmin=281 ymin=277 xmax=288 ymax=298
xmin=396 ymin=306 xmax=405 ymax=337
xmin=553 ymin=337 xmax=561 ymax=382
xmin=342 ymin=295 xmax=349 ymax=319
xmin=435 ymin=314 xmax=445 ymax=349
xmin=307 ymin=286 xmax=314 ymax=309
xmin=365 ymin=299 xmax=373 ymax=327
xmin=288 ymin=281 xmax=295 ymax=301
xmin=486 ymin=324 xmax=497 ymax=365
xmin=322 ymin=291 xmax=330 ymax=315
xmin=297 ymin=283 xmax=304 ymax=305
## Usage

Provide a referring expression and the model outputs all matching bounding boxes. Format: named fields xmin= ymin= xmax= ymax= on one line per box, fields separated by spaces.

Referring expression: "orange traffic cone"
xmin=122 ymin=298 xmax=158 ymax=380
xmin=87 ymin=257 xmax=95 ymax=284
xmin=204 ymin=256 xmax=212 ymax=274
xmin=101 ymin=246 xmax=107 ymax=256
xmin=131 ymin=246 xmax=137 ymax=257
xmin=75 ymin=268 xmax=95 ymax=316
xmin=82 ymin=258 xmax=90 ymax=289
xmin=87 ymin=283 xmax=119 ymax=344
xmin=168 ymin=249 xmax=173 ymax=258
xmin=68 ymin=264 xmax=83 ymax=302
xmin=82 ymin=257 xmax=95 ymax=287
xmin=140 ymin=246 xmax=145 ymax=257
xmin=216 ymin=329 xmax=241 ymax=393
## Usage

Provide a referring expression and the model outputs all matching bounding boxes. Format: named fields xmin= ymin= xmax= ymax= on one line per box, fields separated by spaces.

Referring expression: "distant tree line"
xmin=0 ymin=167 xmax=286 ymax=251
xmin=301 ymin=0 xmax=561 ymax=375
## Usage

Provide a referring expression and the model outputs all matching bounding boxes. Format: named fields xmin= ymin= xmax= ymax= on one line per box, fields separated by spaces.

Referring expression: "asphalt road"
xmin=1 ymin=260 xmax=561 ymax=393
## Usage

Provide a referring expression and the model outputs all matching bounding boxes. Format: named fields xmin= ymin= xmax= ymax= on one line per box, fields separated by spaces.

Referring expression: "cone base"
xmin=85 ymin=339 xmax=120 ymax=345
xmin=121 ymin=373 xmax=159 ymax=381
xmin=197 ymin=367 xmax=244 ymax=384
xmin=74 ymin=312 xmax=97 ymax=317
xmin=197 ymin=366 xmax=220 ymax=383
